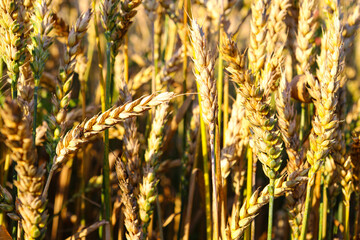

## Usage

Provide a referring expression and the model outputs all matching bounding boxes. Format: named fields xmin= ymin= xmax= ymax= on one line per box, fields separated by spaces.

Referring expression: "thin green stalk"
xmin=223 ymin=76 xmax=228 ymax=144
xmin=10 ymin=73 xmax=18 ymax=237
xmin=84 ymin=32 xmax=96 ymax=86
xmin=178 ymin=1 xmax=190 ymax=237
xmin=182 ymin=0 xmax=191 ymax=149
xmin=244 ymin=147 xmax=253 ymax=240
xmin=0 ymin=59 xmax=3 ymax=78
xmin=196 ymin=83 xmax=211 ymax=240
xmin=156 ymin=196 xmax=164 ymax=240
xmin=92 ymin=0 xmax=105 ymax=112
xmin=0 ymin=153 xmax=10 ymax=225
xmin=345 ymin=201 xmax=350 ymax=240
xmin=299 ymin=103 xmax=306 ymax=142
xmin=154 ymin=13 xmax=160 ymax=88
xmin=217 ymin=42 xmax=223 ymax=136
xmin=328 ymin=203 xmax=334 ymax=240
xmin=322 ymin=184 xmax=328 ymax=239
xmin=318 ymin=175 xmax=324 ymax=240
xmin=33 ymin=84 xmax=39 ymax=144
xmin=354 ymin=194 xmax=360 ymax=240
xmin=11 ymin=75 xmax=17 ymax=99
xmin=339 ymin=201 xmax=344 ymax=229
xmin=102 ymin=41 xmax=112 ymax=239
xmin=124 ymin=34 xmax=129 ymax=84
xmin=300 ymin=180 xmax=314 ymax=240
xmin=151 ymin=21 xmax=156 ymax=95
xmin=267 ymin=179 xmax=275 ymax=240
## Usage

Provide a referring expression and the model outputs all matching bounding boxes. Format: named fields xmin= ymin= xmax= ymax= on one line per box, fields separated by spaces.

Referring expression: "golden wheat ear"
xmin=0 ymin=99 xmax=48 ymax=240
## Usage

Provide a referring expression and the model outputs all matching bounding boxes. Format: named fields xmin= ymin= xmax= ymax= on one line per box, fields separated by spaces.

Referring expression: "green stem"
xmin=124 ymin=35 xmax=129 ymax=84
xmin=92 ymin=0 xmax=105 ymax=113
xmin=322 ymin=184 xmax=328 ymax=239
xmin=197 ymin=93 xmax=211 ymax=240
xmin=10 ymin=70 xmax=18 ymax=236
xmin=223 ymin=76 xmax=228 ymax=144
xmin=11 ymin=76 xmax=17 ymax=99
xmin=344 ymin=200 xmax=350 ymax=240
xmin=318 ymin=176 xmax=324 ymax=240
xmin=152 ymin=21 xmax=156 ymax=95
xmin=211 ymin=127 xmax=219 ymax=240
xmin=354 ymin=194 xmax=360 ymax=240
xmin=244 ymin=147 xmax=253 ymax=240
xmin=0 ymin=59 xmax=3 ymax=79
xmin=299 ymin=103 xmax=306 ymax=142
xmin=156 ymin=196 xmax=164 ymax=240
xmin=267 ymin=178 xmax=275 ymax=240
xmin=328 ymin=202 xmax=334 ymax=240
xmin=0 ymin=153 xmax=10 ymax=225
xmin=300 ymin=179 xmax=314 ymax=240
xmin=102 ymin=41 xmax=112 ymax=239
xmin=217 ymin=43 xmax=223 ymax=136
xmin=33 ymin=84 xmax=39 ymax=144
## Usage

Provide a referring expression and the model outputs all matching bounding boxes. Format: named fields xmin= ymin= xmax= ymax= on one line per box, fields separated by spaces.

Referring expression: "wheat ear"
xmin=276 ymin=70 xmax=307 ymax=239
xmin=189 ymin=18 xmax=219 ymax=237
xmin=300 ymin=12 xmax=343 ymax=239
xmin=115 ymin=158 xmax=143 ymax=239
xmin=0 ymin=99 xmax=47 ymax=240
xmin=101 ymin=0 xmax=142 ymax=52
xmin=220 ymin=95 xmax=248 ymax=180
xmin=295 ymin=0 xmax=317 ymax=74
xmin=230 ymin=173 xmax=307 ymax=239
xmin=0 ymin=0 xmax=27 ymax=98
xmin=119 ymin=74 xmax=141 ymax=195
xmin=138 ymin=103 xmax=169 ymax=234
xmin=248 ymin=0 xmax=268 ymax=75
xmin=266 ymin=0 xmax=290 ymax=55
xmin=42 ymin=92 xmax=174 ymax=198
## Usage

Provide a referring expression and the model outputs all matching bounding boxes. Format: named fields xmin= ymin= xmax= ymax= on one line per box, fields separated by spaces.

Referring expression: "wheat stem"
xmin=345 ymin=200 xmax=350 ymax=240
xmin=300 ymin=180 xmax=313 ymax=240
xmin=198 ymin=87 xmax=212 ymax=240
xmin=354 ymin=193 xmax=360 ymax=240
xmin=244 ymin=147 xmax=253 ymax=240
xmin=319 ymin=173 xmax=324 ymax=240
xmin=267 ymin=179 xmax=275 ymax=240
xmin=103 ymin=41 xmax=112 ymax=233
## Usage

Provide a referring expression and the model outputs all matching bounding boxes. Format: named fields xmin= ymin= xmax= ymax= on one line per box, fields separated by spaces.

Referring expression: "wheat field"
xmin=0 ymin=0 xmax=360 ymax=239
